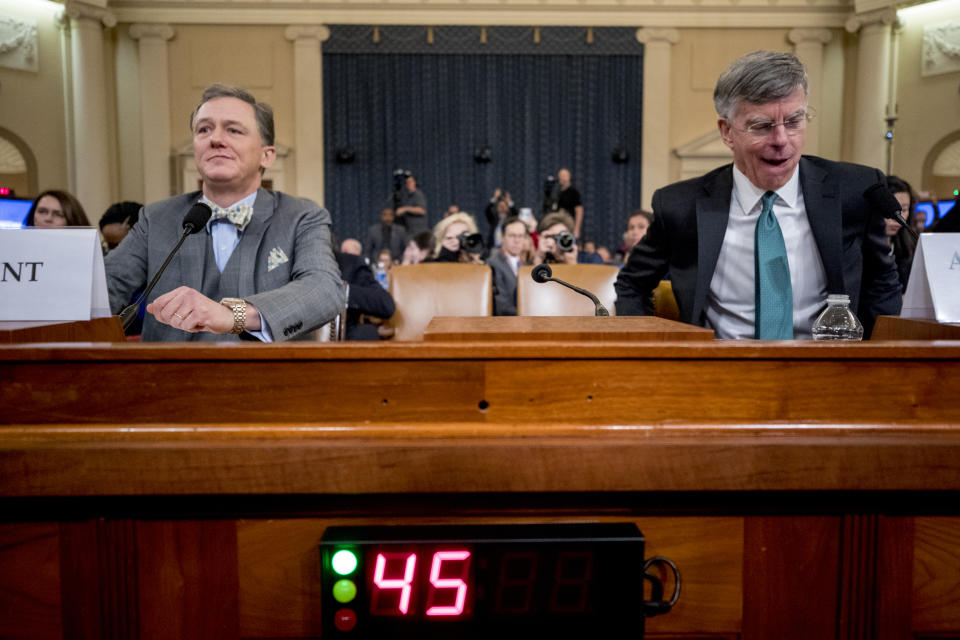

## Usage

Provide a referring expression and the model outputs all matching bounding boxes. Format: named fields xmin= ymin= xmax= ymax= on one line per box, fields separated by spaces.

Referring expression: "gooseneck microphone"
xmin=119 ymin=202 xmax=213 ymax=330
xmin=531 ymin=263 xmax=610 ymax=316
xmin=863 ymin=182 xmax=919 ymax=241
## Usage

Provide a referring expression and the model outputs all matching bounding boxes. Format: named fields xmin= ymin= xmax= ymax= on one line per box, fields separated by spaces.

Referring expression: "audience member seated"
xmin=100 ymin=201 xmax=143 ymax=252
xmin=427 ymin=211 xmax=485 ymax=264
xmin=340 ymin=237 xmax=363 ymax=256
xmin=443 ymin=205 xmax=461 ymax=218
xmin=401 ymin=231 xmax=433 ymax=265
xmin=885 ymin=175 xmax=919 ymax=293
xmin=536 ymin=211 xmax=603 ymax=265
xmin=621 ymin=210 xmax=652 ymax=262
xmin=336 ymin=250 xmax=396 ymax=340
xmin=596 ymin=246 xmax=613 ymax=264
xmin=26 ymin=189 xmax=91 ymax=228
xmin=366 ymin=207 xmax=406 ymax=266
xmin=487 ymin=215 xmax=529 ymax=316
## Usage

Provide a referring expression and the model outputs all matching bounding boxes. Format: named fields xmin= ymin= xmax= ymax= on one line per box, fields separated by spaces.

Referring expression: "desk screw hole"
xmin=478 ymin=400 xmax=489 ymax=411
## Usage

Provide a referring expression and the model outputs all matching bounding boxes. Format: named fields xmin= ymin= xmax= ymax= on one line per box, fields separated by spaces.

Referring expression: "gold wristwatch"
xmin=219 ymin=297 xmax=247 ymax=334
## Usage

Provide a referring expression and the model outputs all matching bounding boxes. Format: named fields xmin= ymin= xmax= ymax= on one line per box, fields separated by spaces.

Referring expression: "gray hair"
xmin=189 ymin=84 xmax=275 ymax=146
xmin=713 ymin=51 xmax=808 ymax=120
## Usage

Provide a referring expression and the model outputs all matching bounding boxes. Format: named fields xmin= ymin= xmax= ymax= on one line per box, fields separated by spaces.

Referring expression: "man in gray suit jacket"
xmin=487 ymin=216 xmax=530 ymax=315
xmin=615 ymin=51 xmax=901 ymax=338
xmin=105 ymin=84 xmax=343 ymax=342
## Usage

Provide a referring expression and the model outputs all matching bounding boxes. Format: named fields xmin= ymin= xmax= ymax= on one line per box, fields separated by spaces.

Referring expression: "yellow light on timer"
xmin=332 ymin=549 xmax=358 ymax=575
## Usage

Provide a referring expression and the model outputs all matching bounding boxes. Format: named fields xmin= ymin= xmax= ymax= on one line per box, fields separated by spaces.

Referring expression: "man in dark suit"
xmin=615 ymin=51 xmax=901 ymax=338
xmin=365 ymin=207 xmax=407 ymax=265
xmin=105 ymin=84 xmax=343 ymax=341
xmin=487 ymin=216 xmax=529 ymax=316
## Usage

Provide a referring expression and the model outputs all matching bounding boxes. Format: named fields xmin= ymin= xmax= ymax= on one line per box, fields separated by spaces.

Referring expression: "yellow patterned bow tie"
xmin=207 ymin=203 xmax=254 ymax=232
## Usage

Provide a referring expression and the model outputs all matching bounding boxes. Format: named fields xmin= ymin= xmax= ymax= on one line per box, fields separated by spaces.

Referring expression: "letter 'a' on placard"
xmin=902 ymin=233 xmax=960 ymax=323
xmin=0 ymin=228 xmax=110 ymax=321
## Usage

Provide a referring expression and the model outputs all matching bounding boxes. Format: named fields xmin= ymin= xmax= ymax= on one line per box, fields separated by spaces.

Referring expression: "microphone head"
xmin=863 ymin=182 xmax=903 ymax=220
xmin=531 ymin=263 xmax=553 ymax=283
xmin=182 ymin=202 xmax=213 ymax=234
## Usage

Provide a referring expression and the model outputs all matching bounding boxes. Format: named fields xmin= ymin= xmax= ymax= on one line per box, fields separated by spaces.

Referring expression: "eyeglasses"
xmin=734 ymin=111 xmax=813 ymax=138
xmin=35 ymin=207 xmax=66 ymax=218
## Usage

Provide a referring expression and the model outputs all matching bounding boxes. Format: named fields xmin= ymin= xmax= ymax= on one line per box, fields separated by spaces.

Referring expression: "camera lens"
xmin=457 ymin=231 xmax=485 ymax=255
xmin=557 ymin=231 xmax=575 ymax=252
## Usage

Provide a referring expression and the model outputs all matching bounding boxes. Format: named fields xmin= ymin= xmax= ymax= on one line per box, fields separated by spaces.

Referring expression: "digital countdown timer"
xmin=319 ymin=523 xmax=677 ymax=638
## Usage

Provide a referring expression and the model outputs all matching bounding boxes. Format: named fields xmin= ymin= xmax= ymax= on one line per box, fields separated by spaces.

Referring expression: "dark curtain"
xmin=323 ymin=27 xmax=643 ymax=253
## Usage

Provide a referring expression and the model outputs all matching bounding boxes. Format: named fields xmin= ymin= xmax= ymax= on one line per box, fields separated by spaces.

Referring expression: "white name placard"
xmin=902 ymin=233 xmax=960 ymax=323
xmin=0 ymin=228 xmax=110 ymax=321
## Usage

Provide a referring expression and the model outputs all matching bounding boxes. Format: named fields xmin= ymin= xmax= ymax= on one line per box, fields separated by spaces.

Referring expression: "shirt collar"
xmin=731 ymin=164 xmax=801 ymax=214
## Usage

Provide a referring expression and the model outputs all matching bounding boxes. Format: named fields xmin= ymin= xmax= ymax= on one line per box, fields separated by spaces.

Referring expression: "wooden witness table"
xmin=1 ymin=316 xmax=959 ymax=639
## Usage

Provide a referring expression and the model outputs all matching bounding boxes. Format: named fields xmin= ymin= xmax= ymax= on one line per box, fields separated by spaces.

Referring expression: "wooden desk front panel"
xmin=3 ymin=515 xmax=960 ymax=639
xmin=2 ymin=341 xmax=960 ymax=639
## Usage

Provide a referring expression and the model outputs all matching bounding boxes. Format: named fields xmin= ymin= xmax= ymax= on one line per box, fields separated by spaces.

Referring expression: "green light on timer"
xmin=332 ymin=549 xmax=358 ymax=575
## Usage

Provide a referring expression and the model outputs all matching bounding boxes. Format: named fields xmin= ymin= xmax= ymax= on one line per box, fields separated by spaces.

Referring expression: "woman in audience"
xmin=428 ymin=211 xmax=484 ymax=264
xmin=401 ymin=231 xmax=433 ymax=265
xmin=885 ymin=175 xmax=918 ymax=293
xmin=26 ymin=189 xmax=91 ymax=228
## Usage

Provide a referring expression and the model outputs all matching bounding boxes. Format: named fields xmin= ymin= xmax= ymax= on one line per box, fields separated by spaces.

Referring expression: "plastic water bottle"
xmin=812 ymin=294 xmax=863 ymax=341
xmin=374 ymin=261 xmax=389 ymax=290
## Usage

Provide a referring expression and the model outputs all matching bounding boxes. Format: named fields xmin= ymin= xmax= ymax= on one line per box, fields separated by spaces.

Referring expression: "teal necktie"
xmin=754 ymin=191 xmax=793 ymax=340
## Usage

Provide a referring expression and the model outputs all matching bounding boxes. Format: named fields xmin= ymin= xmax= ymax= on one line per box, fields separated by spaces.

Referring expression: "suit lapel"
xmin=236 ymin=188 xmax=273 ymax=297
xmin=177 ymin=193 xmax=207 ymax=292
xmin=799 ymin=157 xmax=845 ymax=293
xmin=694 ymin=166 xmax=733 ymax=323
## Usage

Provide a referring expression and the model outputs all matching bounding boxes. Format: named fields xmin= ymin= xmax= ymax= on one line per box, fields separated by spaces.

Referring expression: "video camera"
xmin=542 ymin=174 xmax=559 ymax=216
xmin=393 ymin=169 xmax=411 ymax=192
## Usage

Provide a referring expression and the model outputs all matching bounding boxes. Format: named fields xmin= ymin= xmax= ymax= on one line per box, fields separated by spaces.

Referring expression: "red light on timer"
xmin=370 ymin=549 xmax=473 ymax=617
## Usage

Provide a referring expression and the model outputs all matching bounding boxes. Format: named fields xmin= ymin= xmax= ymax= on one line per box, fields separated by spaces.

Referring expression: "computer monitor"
xmin=915 ymin=199 xmax=956 ymax=229
xmin=0 ymin=198 xmax=32 ymax=229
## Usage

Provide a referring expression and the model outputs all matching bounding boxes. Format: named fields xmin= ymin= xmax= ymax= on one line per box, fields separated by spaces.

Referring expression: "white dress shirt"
xmin=705 ymin=165 xmax=828 ymax=340
xmin=507 ymin=253 xmax=519 ymax=276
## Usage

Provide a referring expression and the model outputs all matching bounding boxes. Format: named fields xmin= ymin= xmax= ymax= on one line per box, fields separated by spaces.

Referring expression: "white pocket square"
xmin=267 ymin=247 xmax=289 ymax=272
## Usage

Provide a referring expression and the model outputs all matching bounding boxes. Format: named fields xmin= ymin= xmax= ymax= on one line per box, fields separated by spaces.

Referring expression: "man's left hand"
xmin=146 ymin=286 xmax=258 ymax=334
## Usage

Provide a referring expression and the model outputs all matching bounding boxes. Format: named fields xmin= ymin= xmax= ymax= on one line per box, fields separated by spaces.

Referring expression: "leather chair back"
xmin=387 ymin=263 xmax=492 ymax=341
xmin=653 ymin=280 xmax=679 ymax=321
xmin=517 ymin=264 xmax=619 ymax=316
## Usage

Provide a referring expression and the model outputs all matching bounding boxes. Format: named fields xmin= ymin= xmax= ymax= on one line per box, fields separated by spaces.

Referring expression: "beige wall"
xmin=3 ymin=0 xmax=958 ymax=209
xmin=0 ymin=0 xmax=69 ymax=198
xmin=893 ymin=0 xmax=960 ymax=197
xmin=164 ymin=24 xmax=295 ymax=191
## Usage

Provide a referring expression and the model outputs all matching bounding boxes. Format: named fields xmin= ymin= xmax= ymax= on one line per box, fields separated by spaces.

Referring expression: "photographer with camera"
xmin=484 ymin=188 xmax=518 ymax=250
xmin=391 ymin=169 xmax=428 ymax=236
xmin=536 ymin=211 xmax=603 ymax=266
xmin=426 ymin=211 xmax=486 ymax=264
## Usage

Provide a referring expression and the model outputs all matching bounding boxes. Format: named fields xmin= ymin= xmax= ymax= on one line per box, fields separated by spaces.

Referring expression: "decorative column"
xmin=788 ymin=28 xmax=832 ymax=157
xmin=845 ymin=8 xmax=898 ymax=170
xmin=130 ymin=24 xmax=175 ymax=204
xmin=636 ymin=28 xmax=680 ymax=210
xmin=285 ymin=25 xmax=330 ymax=206
xmin=64 ymin=0 xmax=115 ymax=221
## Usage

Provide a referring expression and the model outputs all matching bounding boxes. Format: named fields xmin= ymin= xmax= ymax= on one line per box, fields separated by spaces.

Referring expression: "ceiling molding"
xmin=104 ymin=0 xmax=855 ymax=28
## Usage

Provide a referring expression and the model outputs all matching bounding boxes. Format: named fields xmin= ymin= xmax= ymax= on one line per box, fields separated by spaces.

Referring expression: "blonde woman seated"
xmin=425 ymin=211 xmax=485 ymax=264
